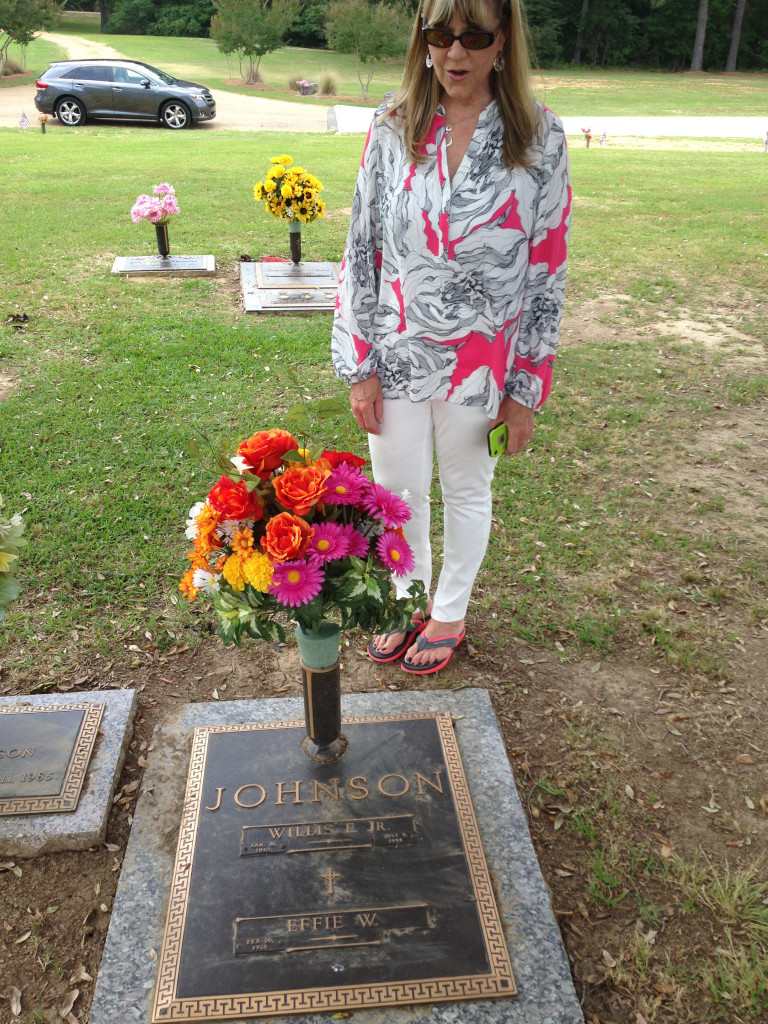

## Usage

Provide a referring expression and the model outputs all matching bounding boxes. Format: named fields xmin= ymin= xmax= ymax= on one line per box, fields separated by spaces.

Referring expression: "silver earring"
xmin=426 ymin=53 xmax=433 ymax=68
xmin=493 ymin=52 xmax=505 ymax=72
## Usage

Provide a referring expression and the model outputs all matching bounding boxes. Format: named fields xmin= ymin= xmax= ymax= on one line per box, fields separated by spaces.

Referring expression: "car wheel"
xmin=161 ymin=101 xmax=190 ymax=130
xmin=56 ymin=98 xmax=86 ymax=127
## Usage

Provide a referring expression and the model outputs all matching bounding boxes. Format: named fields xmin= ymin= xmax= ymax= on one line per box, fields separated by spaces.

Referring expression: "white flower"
xmin=230 ymin=455 xmax=248 ymax=474
xmin=192 ymin=569 xmax=221 ymax=594
xmin=217 ymin=519 xmax=254 ymax=543
xmin=185 ymin=501 xmax=205 ymax=539
xmin=400 ymin=488 xmax=411 ymax=505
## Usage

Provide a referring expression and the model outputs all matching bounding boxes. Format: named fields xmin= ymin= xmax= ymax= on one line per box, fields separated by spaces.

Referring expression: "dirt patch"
xmin=655 ymin=404 xmax=768 ymax=539
xmin=2 ymin=587 xmax=767 ymax=1024
xmin=0 ymin=371 xmax=15 ymax=401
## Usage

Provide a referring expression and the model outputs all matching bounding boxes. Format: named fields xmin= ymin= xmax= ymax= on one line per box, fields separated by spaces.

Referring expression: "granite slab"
xmin=0 ymin=689 xmax=137 ymax=858
xmin=90 ymin=691 xmax=583 ymax=1024
xmin=111 ymin=255 xmax=216 ymax=276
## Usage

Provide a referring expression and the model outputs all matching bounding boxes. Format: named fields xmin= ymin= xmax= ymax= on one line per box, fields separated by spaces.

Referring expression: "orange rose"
xmin=261 ymin=512 xmax=312 ymax=562
xmin=273 ymin=463 xmax=331 ymax=516
xmin=208 ymin=476 xmax=263 ymax=522
xmin=238 ymin=429 xmax=299 ymax=480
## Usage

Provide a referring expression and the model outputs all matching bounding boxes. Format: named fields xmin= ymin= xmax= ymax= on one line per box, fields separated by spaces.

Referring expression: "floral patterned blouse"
xmin=331 ymin=100 xmax=571 ymax=419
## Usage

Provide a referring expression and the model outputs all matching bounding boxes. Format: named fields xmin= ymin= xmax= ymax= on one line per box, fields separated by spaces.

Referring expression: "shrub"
xmin=288 ymin=74 xmax=306 ymax=91
xmin=1 ymin=56 xmax=25 ymax=77
xmin=319 ymin=71 xmax=338 ymax=96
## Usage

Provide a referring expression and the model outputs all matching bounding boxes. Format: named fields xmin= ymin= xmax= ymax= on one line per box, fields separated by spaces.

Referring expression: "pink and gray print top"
xmin=331 ymin=100 xmax=571 ymax=418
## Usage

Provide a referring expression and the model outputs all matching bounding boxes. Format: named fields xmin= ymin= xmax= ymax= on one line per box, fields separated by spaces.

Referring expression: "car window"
xmin=58 ymin=68 xmax=79 ymax=80
xmin=137 ymin=63 xmax=175 ymax=85
xmin=113 ymin=67 xmax=150 ymax=86
xmin=75 ymin=66 xmax=113 ymax=82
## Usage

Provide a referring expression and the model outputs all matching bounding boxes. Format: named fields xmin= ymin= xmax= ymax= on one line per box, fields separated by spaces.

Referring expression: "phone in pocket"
xmin=487 ymin=422 xmax=509 ymax=458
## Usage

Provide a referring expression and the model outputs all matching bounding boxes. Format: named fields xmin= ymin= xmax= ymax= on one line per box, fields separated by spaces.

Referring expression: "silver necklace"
xmin=443 ymin=104 xmax=487 ymax=146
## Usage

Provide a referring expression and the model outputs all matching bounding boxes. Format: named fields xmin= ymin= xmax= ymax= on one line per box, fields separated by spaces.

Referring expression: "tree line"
xmin=53 ymin=0 xmax=768 ymax=72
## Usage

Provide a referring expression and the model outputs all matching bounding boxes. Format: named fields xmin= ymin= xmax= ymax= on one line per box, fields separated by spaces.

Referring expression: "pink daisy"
xmin=324 ymin=464 xmax=367 ymax=506
xmin=269 ymin=559 xmax=324 ymax=607
xmin=375 ymin=531 xmax=415 ymax=577
xmin=339 ymin=522 xmax=370 ymax=558
xmin=365 ymin=482 xmax=412 ymax=528
xmin=308 ymin=522 xmax=350 ymax=563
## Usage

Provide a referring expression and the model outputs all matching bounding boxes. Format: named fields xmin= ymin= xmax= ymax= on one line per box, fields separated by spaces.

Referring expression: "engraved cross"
xmin=321 ymin=867 xmax=341 ymax=895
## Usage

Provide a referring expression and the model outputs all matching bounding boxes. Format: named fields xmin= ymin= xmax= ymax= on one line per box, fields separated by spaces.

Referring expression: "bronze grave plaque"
xmin=152 ymin=711 xmax=515 ymax=1021
xmin=240 ymin=261 xmax=340 ymax=312
xmin=0 ymin=703 xmax=104 ymax=815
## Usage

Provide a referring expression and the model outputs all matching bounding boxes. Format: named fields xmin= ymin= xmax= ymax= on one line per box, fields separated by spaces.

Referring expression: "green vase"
xmin=295 ymin=621 xmax=340 ymax=669
xmin=295 ymin=623 xmax=348 ymax=763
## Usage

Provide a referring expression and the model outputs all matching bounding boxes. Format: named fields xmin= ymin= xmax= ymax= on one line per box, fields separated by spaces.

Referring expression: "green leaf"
xmin=285 ymin=404 xmax=309 ymax=425
xmin=315 ymin=398 xmax=349 ymax=418
xmin=281 ymin=449 xmax=306 ymax=463
xmin=0 ymin=576 xmax=22 ymax=605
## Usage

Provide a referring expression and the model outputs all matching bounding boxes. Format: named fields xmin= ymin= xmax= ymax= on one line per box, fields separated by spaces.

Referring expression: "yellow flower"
xmin=0 ymin=550 xmax=18 ymax=572
xmin=281 ymin=183 xmax=293 ymax=198
xmin=270 ymin=154 xmax=293 ymax=166
xmin=222 ymin=554 xmax=246 ymax=592
xmin=253 ymin=182 xmax=264 ymax=199
xmin=264 ymin=179 xmax=276 ymax=193
xmin=242 ymin=552 xmax=274 ymax=593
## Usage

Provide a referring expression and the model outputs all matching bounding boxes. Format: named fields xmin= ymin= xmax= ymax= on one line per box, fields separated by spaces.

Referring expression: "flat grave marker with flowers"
xmin=242 ymin=155 xmax=338 ymax=312
xmin=112 ymin=184 xmax=215 ymax=277
xmin=145 ymin=429 xmax=527 ymax=1019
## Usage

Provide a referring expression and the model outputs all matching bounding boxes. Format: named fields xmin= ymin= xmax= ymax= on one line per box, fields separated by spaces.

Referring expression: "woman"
xmin=331 ymin=0 xmax=570 ymax=673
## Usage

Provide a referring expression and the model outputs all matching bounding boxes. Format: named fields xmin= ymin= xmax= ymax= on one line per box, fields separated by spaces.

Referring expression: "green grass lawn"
xmin=1 ymin=126 xmax=766 ymax=666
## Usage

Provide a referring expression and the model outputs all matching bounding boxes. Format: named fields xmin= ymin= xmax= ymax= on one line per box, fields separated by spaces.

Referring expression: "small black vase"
xmin=288 ymin=222 xmax=301 ymax=265
xmin=155 ymin=223 xmax=170 ymax=258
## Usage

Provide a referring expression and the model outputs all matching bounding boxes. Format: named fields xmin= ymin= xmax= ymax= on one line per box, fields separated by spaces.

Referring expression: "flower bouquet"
xmin=254 ymin=155 xmax=324 ymax=263
xmin=0 ymin=495 xmax=27 ymax=623
xmin=131 ymin=183 xmax=179 ymax=257
xmin=253 ymin=156 xmax=325 ymax=224
xmin=581 ymin=127 xmax=592 ymax=147
xmin=180 ymin=430 xmax=425 ymax=647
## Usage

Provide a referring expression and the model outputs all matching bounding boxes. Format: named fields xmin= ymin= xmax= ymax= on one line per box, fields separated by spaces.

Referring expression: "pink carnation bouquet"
xmin=180 ymin=429 xmax=426 ymax=645
xmin=130 ymin=183 xmax=180 ymax=225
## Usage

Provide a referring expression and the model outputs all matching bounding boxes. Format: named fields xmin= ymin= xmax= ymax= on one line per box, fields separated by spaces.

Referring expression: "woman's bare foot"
xmin=369 ymin=604 xmax=432 ymax=659
xmin=403 ymin=617 xmax=465 ymax=669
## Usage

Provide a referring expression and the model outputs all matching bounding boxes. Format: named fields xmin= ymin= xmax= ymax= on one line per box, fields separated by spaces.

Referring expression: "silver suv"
xmin=34 ymin=59 xmax=216 ymax=129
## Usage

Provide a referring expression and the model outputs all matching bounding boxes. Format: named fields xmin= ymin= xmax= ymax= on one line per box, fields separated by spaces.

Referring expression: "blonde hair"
xmin=384 ymin=0 xmax=537 ymax=168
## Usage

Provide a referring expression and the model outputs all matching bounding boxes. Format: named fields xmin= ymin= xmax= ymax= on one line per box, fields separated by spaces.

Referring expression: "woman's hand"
xmin=349 ymin=376 xmax=384 ymax=435
xmin=493 ymin=397 xmax=535 ymax=455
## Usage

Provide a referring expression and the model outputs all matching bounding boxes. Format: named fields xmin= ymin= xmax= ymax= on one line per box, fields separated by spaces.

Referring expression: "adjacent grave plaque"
xmin=240 ymin=261 xmax=340 ymax=312
xmin=0 ymin=703 xmax=104 ymax=815
xmin=152 ymin=711 xmax=515 ymax=1021
xmin=112 ymin=255 xmax=215 ymax=277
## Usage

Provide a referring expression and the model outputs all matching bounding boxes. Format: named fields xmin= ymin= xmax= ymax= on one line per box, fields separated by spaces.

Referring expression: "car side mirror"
xmin=141 ymin=79 xmax=151 ymax=88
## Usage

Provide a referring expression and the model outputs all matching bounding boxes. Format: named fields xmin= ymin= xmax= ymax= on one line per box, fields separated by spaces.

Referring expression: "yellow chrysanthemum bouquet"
xmin=253 ymin=155 xmax=325 ymax=224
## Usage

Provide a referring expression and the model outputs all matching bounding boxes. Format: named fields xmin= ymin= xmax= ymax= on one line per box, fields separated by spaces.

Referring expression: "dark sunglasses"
xmin=422 ymin=26 xmax=499 ymax=50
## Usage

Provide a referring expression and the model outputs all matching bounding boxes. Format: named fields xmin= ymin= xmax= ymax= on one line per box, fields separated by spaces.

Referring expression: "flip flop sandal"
xmin=401 ymin=630 xmax=466 ymax=675
xmin=367 ymin=615 xmax=429 ymax=663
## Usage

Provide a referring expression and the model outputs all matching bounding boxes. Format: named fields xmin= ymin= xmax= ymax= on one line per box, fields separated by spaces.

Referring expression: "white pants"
xmin=367 ymin=399 xmax=497 ymax=622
